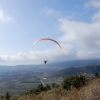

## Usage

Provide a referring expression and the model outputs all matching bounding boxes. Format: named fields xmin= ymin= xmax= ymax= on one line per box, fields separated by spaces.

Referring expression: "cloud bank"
xmin=58 ymin=18 xmax=100 ymax=49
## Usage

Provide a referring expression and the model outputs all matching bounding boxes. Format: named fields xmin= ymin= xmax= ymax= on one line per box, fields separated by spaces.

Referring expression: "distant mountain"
xmin=0 ymin=59 xmax=100 ymax=68
xmin=51 ymin=64 xmax=100 ymax=78
xmin=0 ymin=59 xmax=100 ymax=72
xmin=47 ymin=59 xmax=100 ymax=67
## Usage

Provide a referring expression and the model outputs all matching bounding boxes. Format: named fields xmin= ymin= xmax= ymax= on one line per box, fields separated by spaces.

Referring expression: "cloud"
xmin=92 ymin=10 xmax=100 ymax=22
xmin=84 ymin=0 xmax=100 ymax=22
xmin=43 ymin=7 xmax=75 ymax=20
xmin=58 ymin=18 xmax=100 ymax=49
xmin=0 ymin=44 xmax=77 ymax=65
xmin=1 ymin=43 xmax=100 ymax=65
xmin=77 ymin=50 xmax=100 ymax=59
xmin=43 ymin=7 xmax=61 ymax=17
xmin=85 ymin=0 xmax=100 ymax=8
xmin=0 ymin=9 xmax=13 ymax=22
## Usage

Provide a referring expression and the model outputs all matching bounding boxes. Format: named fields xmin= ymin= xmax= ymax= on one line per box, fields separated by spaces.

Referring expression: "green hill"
xmin=51 ymin=64 xmax=100 ymax=78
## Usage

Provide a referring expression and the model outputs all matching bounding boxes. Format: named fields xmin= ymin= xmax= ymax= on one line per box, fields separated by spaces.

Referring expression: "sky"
xmin=0 ymin=0 xmax=100 ymax=65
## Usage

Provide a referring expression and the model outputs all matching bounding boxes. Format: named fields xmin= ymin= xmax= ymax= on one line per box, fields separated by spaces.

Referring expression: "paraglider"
xmin=32 ymin=38 xmax=61 ymax=49
xmin=32 ymin=38 xmax=61 ymax=64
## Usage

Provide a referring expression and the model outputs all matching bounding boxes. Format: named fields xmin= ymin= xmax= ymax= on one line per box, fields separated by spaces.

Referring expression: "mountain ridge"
xmin=51 ymin=64 xmax=100 ymax=78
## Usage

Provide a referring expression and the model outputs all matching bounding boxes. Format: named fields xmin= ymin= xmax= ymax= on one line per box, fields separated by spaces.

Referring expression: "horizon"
xmin=0 ymin=58 xmax=100 ymax=66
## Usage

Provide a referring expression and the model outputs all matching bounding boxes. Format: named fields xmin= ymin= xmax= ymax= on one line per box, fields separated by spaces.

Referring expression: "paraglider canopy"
xmin=32 ymin=38 xmax=61 ymax=49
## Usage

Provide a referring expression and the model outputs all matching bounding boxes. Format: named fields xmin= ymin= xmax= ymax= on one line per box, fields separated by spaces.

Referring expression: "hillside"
xmin=5 ymin=77 xmax=99 ymax=100
xmin=51 ymin=64 xmax=100 ymax=78
xmin=20 ymin=79 xmax=100 ymax=100
xmin=0 ymin=72 xmax=100 ymax=100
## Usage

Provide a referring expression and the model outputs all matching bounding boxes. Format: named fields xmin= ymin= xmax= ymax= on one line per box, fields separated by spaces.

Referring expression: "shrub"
xmin=95 ymin=73 xmax=100 ymax=78
xmin=45 ymin=84 xmax=51 ymax=90
xmin=37 ymin=84 xmax=45 ymax=91
xmin=51 ymin=83 xmax=59 ymax=88
xmin=62 ymin=74 xmax=88 ymax=90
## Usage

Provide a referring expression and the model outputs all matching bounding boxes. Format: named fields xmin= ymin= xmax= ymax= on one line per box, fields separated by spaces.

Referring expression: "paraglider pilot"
xmin=44 ymin=60 xmax=47 ymax=64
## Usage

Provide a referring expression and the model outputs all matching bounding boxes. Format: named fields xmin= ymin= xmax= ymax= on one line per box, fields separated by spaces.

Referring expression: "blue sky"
xmin=0 ymin=0 xmax=100 ymax=65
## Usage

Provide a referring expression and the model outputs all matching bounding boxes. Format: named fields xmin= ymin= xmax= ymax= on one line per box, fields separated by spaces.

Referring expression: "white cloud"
xmin=0 ymin=43 xmax=100 ymax=65
xmin=85 ymin=0 xmax=100 ymax=8
xmin=0 ymin=9 xmax=13 ymax=22
xmin=77 ymin=50 xmax=100 ymax=59
xmin=43 ymin=7 xmax=61 ymax=17
xmin=0 ymin=44 xmax=77 ymax=65
xmin=58 ymin=18 xmax=100 ymax=49
xmin=92 ymin=10 xmax=100 ymax=22
xmin=84 ymin=0 xmax=100 ymax=22
xmin=43 ymin=7 xmax=75 ymax=20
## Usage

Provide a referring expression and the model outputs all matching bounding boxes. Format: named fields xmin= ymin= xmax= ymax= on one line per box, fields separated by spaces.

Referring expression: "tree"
xmin=4 ymin=91 xmax=11 ymax=100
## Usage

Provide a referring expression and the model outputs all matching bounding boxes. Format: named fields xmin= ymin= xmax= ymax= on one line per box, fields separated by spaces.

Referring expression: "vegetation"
xmin=0 ymin=73 xmax=99 ymax=100
xmin=95 ymin=72 xmax=100 ymax=78
xmin=62 ymin=74 xmax=88 ymax=90
xmin=22 ymin=84 xmax=51 ymax=95
xmin=0 ymin=92 xmax=11 ymax=100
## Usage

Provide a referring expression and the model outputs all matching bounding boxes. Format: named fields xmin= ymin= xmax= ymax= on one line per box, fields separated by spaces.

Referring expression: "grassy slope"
xmin=17 ymin=78 xmax=100 ymax=100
